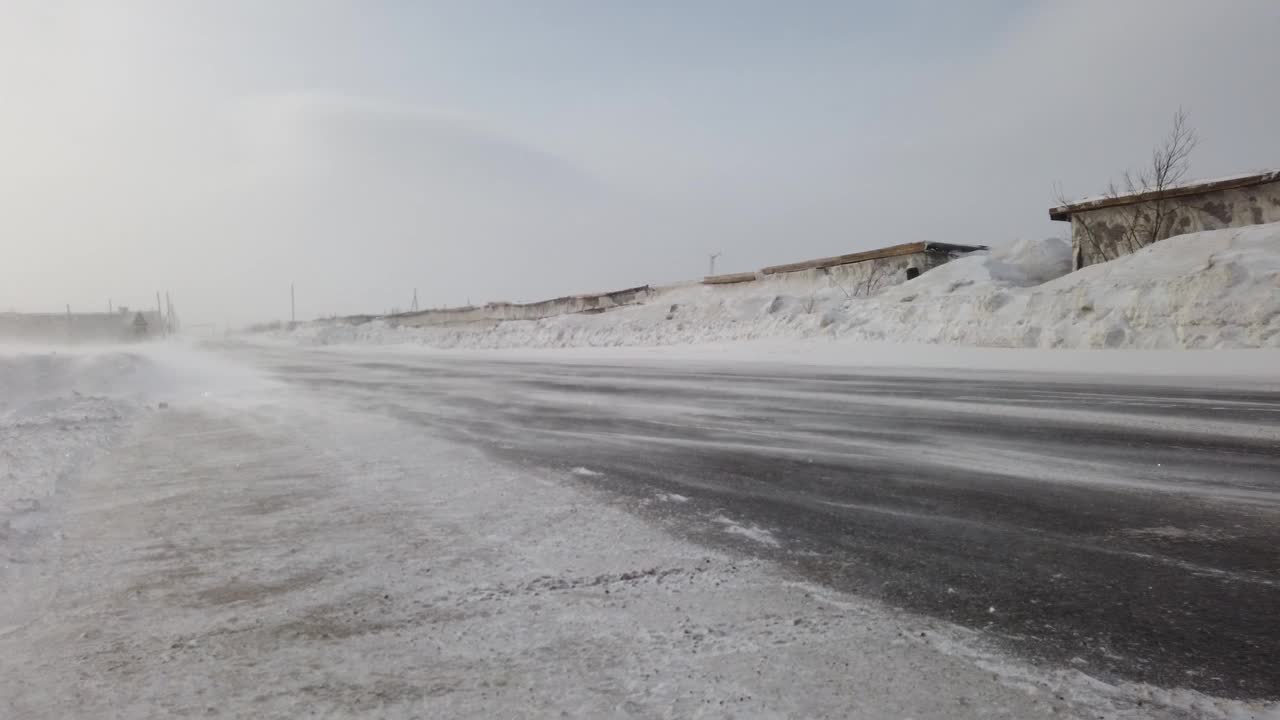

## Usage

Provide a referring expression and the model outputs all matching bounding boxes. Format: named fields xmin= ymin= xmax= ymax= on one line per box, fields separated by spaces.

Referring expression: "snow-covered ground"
xmin=3 ymin=345 xmax=1276 ymax=718
xmin=0 ymin=346 xmax=275 ymax=636
xmin=0 ymin=351 xmax=152 ymax=634
xmin=277 ymin=222 xmax=1280 ymax=351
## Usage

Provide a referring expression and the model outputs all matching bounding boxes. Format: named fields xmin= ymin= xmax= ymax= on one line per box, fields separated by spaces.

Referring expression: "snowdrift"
xmin=0 ymin=346 xmax=271 ymax=633
xmin=0 ymin=352 xmax=157 ymax=632
xmin=283 ymin=222 xmax=1280 ymax=351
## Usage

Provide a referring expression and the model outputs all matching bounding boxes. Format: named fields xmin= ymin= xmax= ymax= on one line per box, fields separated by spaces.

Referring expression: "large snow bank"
xmin=282 ymin=222 xmax=1280 ymax=351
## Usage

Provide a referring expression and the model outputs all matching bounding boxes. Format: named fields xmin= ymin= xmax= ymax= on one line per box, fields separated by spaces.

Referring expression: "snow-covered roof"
xmin=1049 ymin=169 xmax=1280 ymax=221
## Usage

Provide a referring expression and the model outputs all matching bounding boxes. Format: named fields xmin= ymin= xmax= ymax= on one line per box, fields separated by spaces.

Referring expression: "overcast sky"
xmin=1 ymin=0 xmax=1277 ymax=326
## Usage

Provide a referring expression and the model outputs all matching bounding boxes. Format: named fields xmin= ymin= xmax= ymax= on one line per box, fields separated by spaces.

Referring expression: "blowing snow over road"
xmin=2 ymin=343 xmax=1278 ymax=719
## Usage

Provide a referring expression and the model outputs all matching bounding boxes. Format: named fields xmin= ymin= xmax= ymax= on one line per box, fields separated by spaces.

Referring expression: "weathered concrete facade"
xmin=752 ymin=242 xmax=983 ymax=296
xmin=1050 ymin=171 xmax=1280 ymax=269
xmin=759 ymin=249 xmax=957 ymax=297
xmin=821 ymin=247 xmax=956 ymax=294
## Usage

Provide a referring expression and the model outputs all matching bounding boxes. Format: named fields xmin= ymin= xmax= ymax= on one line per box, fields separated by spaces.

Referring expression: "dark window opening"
xmin=905 ymin=267 xmax=920 ymax=280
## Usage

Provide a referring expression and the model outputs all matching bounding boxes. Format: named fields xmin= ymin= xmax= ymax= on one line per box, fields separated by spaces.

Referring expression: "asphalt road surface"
xmin=242 ymin=345 xmax=1280 ymax=700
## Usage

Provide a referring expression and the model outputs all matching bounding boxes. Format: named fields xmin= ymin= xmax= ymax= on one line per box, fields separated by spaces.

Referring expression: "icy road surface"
xmin=2 ymin=344 xmax=1277 ymax=719
xmin=243 ymin=345 xmax=1280 ymax=700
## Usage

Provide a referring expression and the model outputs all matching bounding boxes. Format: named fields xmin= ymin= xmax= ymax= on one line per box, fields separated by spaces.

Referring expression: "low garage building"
xmin=1050 ymin=169 xmax=1280 ymax=270
xmin=705 ymin=242 xmax=988 ymax=297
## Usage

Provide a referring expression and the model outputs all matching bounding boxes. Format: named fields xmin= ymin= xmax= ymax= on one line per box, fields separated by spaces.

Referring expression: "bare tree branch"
xmin=1055 ymin=109 xmax=1200 ymax=266
xmin=826 ymin=273 xmax=853 ymax=301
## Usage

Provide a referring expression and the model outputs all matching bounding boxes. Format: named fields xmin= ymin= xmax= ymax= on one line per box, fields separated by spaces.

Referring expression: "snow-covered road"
xmin=242 ymin=345 xmax=1280 ymax=697
xmin=2 ymin=344 xmax=1277 ymax=718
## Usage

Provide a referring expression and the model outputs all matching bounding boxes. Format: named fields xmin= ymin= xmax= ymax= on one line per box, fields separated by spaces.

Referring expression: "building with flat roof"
xmin=0 ymin=308 xmax=164 ymax=343
xmin=1049 ymin=170 xmax=1280 ymax=269
xmin=704 ymin=241 xmax=988 ymax=294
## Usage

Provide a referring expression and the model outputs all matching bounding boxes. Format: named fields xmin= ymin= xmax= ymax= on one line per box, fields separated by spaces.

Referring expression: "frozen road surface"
xmin=2 ymin=344 xmax=1277 ymax=719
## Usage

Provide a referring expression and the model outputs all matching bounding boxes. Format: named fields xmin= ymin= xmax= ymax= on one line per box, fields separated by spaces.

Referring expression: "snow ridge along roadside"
xmin=280 ymin=221 xmax=1280 ymax=351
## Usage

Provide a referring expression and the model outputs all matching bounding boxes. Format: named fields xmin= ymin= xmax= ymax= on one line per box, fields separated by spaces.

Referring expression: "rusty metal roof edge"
xmin=1048 ymin=169 xmax=1280 ymax=221
xmin=761 ymin=241 xmax=987 ymax=275
xmin=922 ymin=242 xmax=989 ymax=253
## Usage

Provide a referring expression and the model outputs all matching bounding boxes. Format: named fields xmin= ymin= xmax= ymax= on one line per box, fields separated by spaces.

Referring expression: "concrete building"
xmin=1050 ymin=170 xmax=1280 ymax=270
xmin=367 ymin=242 xmax=984 ymax=330
xmin=753 ymin=241 xmax=985 ymax=293
xmin=0 ymin=308 xmax=164 ymax=343
xmin=702 ymin=242 xmax=986 ymax=295
xmin=391 ymin=285 xmax=653 ymax=328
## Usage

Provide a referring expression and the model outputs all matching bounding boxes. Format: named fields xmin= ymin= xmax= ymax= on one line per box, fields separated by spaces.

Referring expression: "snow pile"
xmin=906 ymin=235 xmax=1074 ymax=294
xmin=281 ymin=222 xmax=1280 ymax=350
xmin=997 ymin=235 xmax=1077 ymax=284
xmin=853 ymin=225 xmax=1278 ymax=348
xmin=0 ymin=352 xmax=157 ymax=633
xmin=0 ymin=352 xmax=171 ymax=519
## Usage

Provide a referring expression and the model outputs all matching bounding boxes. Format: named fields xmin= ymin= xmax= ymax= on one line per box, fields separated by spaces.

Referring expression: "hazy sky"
xmin=2 ymin=0 xmax=1277 ymax=326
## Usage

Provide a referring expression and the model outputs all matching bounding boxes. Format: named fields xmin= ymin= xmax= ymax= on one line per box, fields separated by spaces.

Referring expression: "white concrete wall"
xmin=1071 ymin=179 xmax=1280 ymax=268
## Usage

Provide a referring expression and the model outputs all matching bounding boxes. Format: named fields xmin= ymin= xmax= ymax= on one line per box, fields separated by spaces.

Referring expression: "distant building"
xmin=699 ymin=241 xmax=987 ymax=292
xmin=376 ymin=242 xmax=987 ymax=330
xmin=0 ymin=309 xmax=164 ymax=343
xmin=1049 ymin=170 xmax=1280 ymax=270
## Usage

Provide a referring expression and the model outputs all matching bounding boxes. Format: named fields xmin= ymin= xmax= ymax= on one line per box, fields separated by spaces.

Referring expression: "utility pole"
xmin=291 ymin=283 xmax=296 ymax=324
xmin=410 ymin=288 xmax=419 ymax=312
xmin=165 ymin=292 xmax=174 ymax=333
xmin=708 ymin=251 xmax=722 ymax=276
xmin=108 ymin=298 xmax=113 ymax=315
xmin=156 ymin=292 xmax=165 ymax=336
